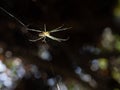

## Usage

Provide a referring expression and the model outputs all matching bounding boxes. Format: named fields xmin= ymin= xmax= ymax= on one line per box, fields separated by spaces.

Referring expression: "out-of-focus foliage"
xmin=101 ymin=27 xmax=120 ymax=52
xmin=114 ymin=0 xmax=120 ymax=18
xmin=111 ymin=57 xmax=120 ymax=84
xmin=101 ymin=27 xmax=115 ymax=51
xmin=90 ymin=58 xmax=108 ymax=71
xmin=0 ymin=47 xmax=41 ymax=90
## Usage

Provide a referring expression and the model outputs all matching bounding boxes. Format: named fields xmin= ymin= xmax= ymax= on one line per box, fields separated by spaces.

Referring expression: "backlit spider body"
xmin=29 ymin=24 xmax=71 ymax=42
xmin=40 ymin=32 xmax=49 ymax=37
xmin=0 ymin=7 xmax=71 ymax=42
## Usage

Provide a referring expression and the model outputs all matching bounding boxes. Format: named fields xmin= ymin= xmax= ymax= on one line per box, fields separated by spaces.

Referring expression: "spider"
xmin=0 ymin=7 xmax=71 ymax=42
xmin=28 ymin=24 xmax=71 ymax=42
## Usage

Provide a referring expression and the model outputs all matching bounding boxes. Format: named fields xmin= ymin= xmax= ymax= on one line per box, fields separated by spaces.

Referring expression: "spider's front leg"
xmin=50 ymin=26 xmax=72 ymax=33
xmin=27 ymin=28 xmax=42 ymax=33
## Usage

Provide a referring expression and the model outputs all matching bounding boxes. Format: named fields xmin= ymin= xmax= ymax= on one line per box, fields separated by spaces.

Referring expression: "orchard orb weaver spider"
xmin=28 ymin=24 xmax=71 ymax=42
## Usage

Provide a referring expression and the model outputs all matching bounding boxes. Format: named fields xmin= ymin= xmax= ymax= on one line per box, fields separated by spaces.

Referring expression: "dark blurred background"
xmin=0 ymin=0 xmax=120 ymax=90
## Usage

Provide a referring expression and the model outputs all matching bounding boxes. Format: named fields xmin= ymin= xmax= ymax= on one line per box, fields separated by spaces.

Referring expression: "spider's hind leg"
xmin=29 ymin=37 xmax=43 ymax=42
xmin=42 ymin=37 xmax=47 ymax=43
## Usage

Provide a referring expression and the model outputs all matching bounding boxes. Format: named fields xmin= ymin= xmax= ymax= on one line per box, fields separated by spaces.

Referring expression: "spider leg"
xmin=50 ymin=27 xmax=72 ymax=33
xmin=27 ymin=28 xmax=42 ymax=33
xmin=44 ymin=24 xmax=47 ymax=31
xmin=26 ymin=24 xmax=30 ymax=27
xmin=47 ymin=35 xmax=69 ymax=42
xmin=42 ymin=37 xmax=47 ymax=43
xmin=29 ymin=37 xmax=44 ymax=42
xmin=50 ymin=24 xmax=64 ymax=31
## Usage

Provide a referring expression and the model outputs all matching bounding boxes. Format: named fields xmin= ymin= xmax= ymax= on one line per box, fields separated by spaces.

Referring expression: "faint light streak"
xmin=47 ymin=76 xmax=68 ymax=90
xmin=58 ymin=82 xmax=68 ymax=90
xmin=57 ymin=84 xmax=61 ymax=90
xmin=52 ymin=82 xmax=68 ymax=90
